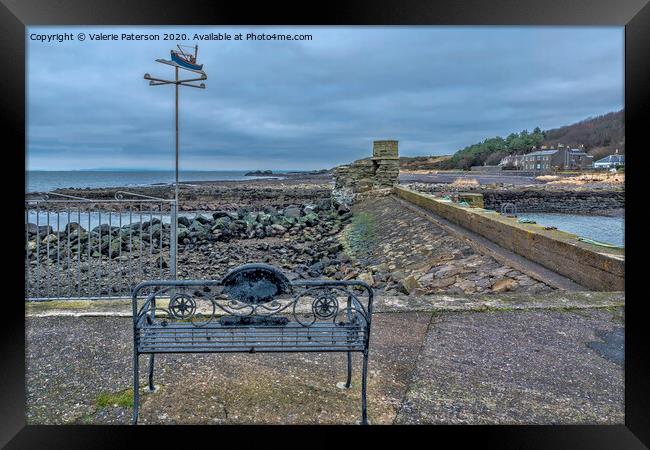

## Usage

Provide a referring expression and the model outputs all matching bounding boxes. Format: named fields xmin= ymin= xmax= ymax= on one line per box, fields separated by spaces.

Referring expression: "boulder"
xmin=270 ymin=224 xmax=287 ymax=234
xmin=398 ymin=275 xmax=421 ymax=295
xmin=177 ymin=225 xmax=189 ymax=240
xmin=308 ymin=261 xmax=325 ymax=277
xmin=193 ymin=214 xmax=212 ymax=226
xmin=358 ymin=272 xmax=375 ymax=287
xmin=212 ymin=211 xmax=231 ymax=219
xmin=284 ymin=206 xmax=302 ymax=218
xmin=64 ymin=222 xmax=84 ymax=234
xmin=109 ymin=238 xmax=123 ymax=255
xmin=212 ymin=217 xmax=232 ymax=231
xmin=30 ymin=224 xmax=53 ymax=238
xmin=257 ymin=212 xmax=272 ymax=226
xmin=302 ymin=212 xmax=319 ymax=227
xmin=491 ymin=278 xmax=518 ymax=293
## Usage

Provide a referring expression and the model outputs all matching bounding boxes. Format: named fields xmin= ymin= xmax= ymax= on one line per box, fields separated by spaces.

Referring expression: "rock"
xmin=257 ymin=212 xmax=272 ymax=226
xmin=308 ymin=261 xmax=325 ymax=277
xmin=244 ymin=211 xmax=259 ymax=225
xmin=110 ymin=238 xmax=123 ymax=255
xmin=212 ymin=217 xmax=232 ymax=231
xmin=491 ymin=278 xmax=519 ymax=292
xmin=490 ymin=267 xmax=512 ymax=278
xmin=42 ymin=234 xmax=58 ymax=244
xmin=177 ymin=225 xmax=189 ymax=240
xmin=430 ymin=277 xmax=456 ymax=288
xmin=189 ymin=220 xmax=207 ymax=233
xmin=178 ymin=216 xmax=191 ymax=227
xmin=270 ymin=224 xmax=286 ymax=234
xmin=356 ymin=178 xmax=375 ymax=193
xmin=358 ymin=272 xmax=375 ymax=287
xmin=284 ymin=206 xmax=302 ymax=218
xmin=434 ymin=265 xmax=461 ymax=279
xmin=212 ymin=211 xmax=231 ymax=219
xmin=399 ymin=275 xmax=421 ymax=294
xmin=30 ymin=225 xmax=53 ymax=238
xmin=456 ymin=279 xmax=476 ymax=293
xmin=316 ymin=198 xmax=331 ymax=211
xmin=302 ymin=212 xmax=319 ymax=227
xmin=339 ymin=212 xmax=353 ymax=222
xmin=149 ymin=223 xmax=163 ymax=239
xmin=343 ymin=271 xmax=358 ymax=280
xmin=193 ymin=215 xmax=212 ymax=225
xmin=64 ymin=222 xmax=84 ymax=234
xmin=418 ymin=272 xmax=435 ymax=284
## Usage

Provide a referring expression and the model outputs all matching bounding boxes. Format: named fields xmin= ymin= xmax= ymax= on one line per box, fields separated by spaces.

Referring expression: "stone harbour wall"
xmin=394 ymin=186 xmax=624 ymax=292
xmin=481 ymin=190 xmax=624 ymax=214
xmin=333 ymin=140 xmax=400 ymax=193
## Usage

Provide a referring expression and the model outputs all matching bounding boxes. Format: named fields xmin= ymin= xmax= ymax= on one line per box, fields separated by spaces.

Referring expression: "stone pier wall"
xmin=394 ymin=186 xmax=624 ymax=291
xmin=334 ymin=140 xmax=400 ymax=192
xmin=481 ymin=190 xmax=624 ymax=214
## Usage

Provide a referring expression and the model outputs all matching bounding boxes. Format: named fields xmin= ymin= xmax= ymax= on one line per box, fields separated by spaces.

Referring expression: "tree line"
xmin=436 ymin=128 xmax=545 ymax=170
xmin=435 ymin=109 xmax=624 ymax=170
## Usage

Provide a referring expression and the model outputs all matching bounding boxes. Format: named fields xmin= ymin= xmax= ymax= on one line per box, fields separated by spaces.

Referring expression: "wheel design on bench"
xmin=169 ymin=293 xmax=196 ymax=319
xmin=312 ymin=292 xmax=339 ymax=319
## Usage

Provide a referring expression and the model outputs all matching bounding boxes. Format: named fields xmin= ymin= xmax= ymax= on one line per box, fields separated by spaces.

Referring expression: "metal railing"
xmin=25 ymin=191 xmax=177 ymax=301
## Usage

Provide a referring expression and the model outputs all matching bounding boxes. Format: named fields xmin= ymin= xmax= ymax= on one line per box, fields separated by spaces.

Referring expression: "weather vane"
xmin=144 ymin=44 xmax=207 ymax=280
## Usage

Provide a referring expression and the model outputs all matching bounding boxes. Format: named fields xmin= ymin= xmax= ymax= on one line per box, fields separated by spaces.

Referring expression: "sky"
xmin=27 ymin=26 xmax=624 ymax=171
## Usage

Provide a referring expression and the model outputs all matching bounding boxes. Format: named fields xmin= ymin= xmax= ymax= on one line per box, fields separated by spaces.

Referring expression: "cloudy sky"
xmin=27 ymin=26 xmax=623 ymax=171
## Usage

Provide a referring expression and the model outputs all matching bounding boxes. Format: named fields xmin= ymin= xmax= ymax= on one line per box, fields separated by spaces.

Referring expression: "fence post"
xmin=170 ymin=202 xmax=178 ymax=280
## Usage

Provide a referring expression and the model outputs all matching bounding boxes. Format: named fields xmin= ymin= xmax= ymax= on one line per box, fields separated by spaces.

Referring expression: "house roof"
xmin=526 ymin=150 xmax=558 ymax=156
xmin=595 ymin=154 xmax=625 ymax=164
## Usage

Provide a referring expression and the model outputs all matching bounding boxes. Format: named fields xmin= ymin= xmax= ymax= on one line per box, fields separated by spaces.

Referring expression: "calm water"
xmin=518 ymin=213 xmax=624 ymax=247
xmin=26 ymin=170 xmax=283 ymax=193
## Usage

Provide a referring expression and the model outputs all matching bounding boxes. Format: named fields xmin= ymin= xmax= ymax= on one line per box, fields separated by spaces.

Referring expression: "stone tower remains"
xmin=333 ymin=140 xmax=400 ymax=193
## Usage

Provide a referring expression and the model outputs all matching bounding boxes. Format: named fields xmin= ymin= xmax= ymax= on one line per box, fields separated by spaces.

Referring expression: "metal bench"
xmin=131 ymin=263 xmax=374 ymax=424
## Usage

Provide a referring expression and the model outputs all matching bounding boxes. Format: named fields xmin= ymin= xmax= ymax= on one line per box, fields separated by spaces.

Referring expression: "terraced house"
xmin=501 ymin=146 xmax=594 ymax=172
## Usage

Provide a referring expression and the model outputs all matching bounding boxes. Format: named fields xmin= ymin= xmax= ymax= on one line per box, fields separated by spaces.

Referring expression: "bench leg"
xmin=345 ymin=351 xmax=352 ymax=388
xmin=148 ymin=354 xmax=155 ymax=391
xmin=361 ymin=350 xmax=369 ymax=425
xmin=132 ymin=352 xmax=140 ymax=425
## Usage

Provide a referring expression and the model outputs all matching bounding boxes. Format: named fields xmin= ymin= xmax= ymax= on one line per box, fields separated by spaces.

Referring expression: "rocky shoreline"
xmin=26 ymin=174 xmax=620 ymax=299
xmin=26 ymin=186 xmax=355 ymax=297
xmin=404 ymin=182 xmax=625 ymax=215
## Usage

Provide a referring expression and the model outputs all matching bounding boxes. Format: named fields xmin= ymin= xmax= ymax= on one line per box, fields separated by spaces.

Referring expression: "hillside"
xmin=399 ymin=155 xmax=451 ymax=171
xmin=543 ymin=110 xmax=624 ymax=161
xmin=435 ymin=109 xmax=624 ymax=170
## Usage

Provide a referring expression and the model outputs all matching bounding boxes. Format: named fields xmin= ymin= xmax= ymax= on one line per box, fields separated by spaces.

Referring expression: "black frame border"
xmin=1 ymin=0 xmax=648 ymax=447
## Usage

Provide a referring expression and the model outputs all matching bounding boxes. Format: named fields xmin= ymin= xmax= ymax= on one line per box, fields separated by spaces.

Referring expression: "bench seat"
xmin=136 ymin=321 xmax=367 ymax=353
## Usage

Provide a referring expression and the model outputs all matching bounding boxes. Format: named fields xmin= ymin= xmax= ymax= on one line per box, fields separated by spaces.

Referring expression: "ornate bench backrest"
xmin=132 ymin=264 xmax=373 ymax=330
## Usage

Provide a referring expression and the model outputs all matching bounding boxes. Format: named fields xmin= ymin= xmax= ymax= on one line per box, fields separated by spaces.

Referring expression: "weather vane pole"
xmin=144 ymin=44 xmax=207 ymax=280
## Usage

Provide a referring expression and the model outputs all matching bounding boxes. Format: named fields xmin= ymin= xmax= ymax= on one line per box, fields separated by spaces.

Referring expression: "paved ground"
xmin=26 ymin=302 xmax=624 ymax=425
xmin=395 ymin=308 xmax=624 ymax=424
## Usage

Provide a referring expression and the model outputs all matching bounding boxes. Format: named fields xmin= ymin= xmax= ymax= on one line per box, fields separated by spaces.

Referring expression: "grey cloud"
xmin=27 ymin=26 xmax=623 ymax=170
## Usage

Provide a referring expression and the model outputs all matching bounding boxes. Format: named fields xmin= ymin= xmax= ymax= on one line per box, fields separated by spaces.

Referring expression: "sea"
xmin=517 ymin=212 xmax=624 ymax=248
xmin=26 ymin=170 xmax=283 ymax=193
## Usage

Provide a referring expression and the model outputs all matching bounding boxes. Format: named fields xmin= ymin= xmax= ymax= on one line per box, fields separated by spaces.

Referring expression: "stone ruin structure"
xmin=333 ymin=140 xmax=400 ymax=193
